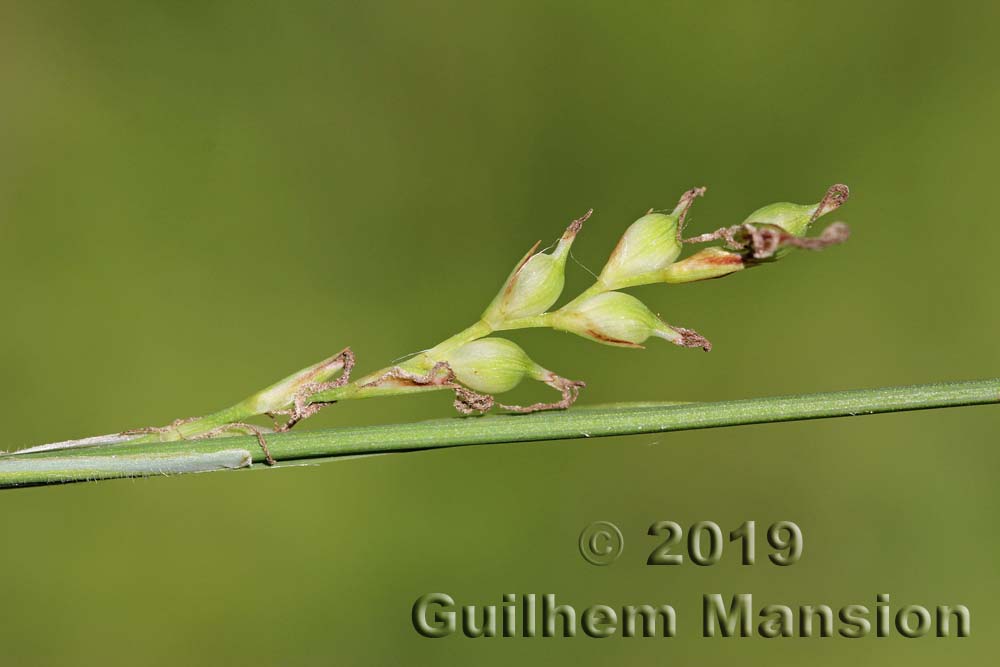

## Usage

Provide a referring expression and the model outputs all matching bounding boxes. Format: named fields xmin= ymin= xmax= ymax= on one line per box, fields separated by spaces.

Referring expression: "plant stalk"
xmin=1 ymin=378 xmax=996 ymax=489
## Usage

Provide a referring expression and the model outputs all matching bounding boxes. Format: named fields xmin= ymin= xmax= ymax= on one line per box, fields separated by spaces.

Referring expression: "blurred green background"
xmin=1 ymin=1 xmax=998 ymax=664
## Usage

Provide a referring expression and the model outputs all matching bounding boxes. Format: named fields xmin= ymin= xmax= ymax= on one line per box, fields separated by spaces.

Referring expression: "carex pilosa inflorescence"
xmin=128 ymin=185 xmax=852 ymax=463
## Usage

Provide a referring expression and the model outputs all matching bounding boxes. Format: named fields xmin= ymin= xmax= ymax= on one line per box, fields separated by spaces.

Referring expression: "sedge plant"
xmin=104 ymin=184 xmax=854 ymax=464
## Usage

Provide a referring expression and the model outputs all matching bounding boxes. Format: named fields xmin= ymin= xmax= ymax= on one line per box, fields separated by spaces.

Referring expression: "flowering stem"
xmin=2 ymin=378 xmax=996 ymax=488
xmin=495 ymin=314 xmax=553 ymax=331
xmin=425 ymin=320 xmax=494 ymax=356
